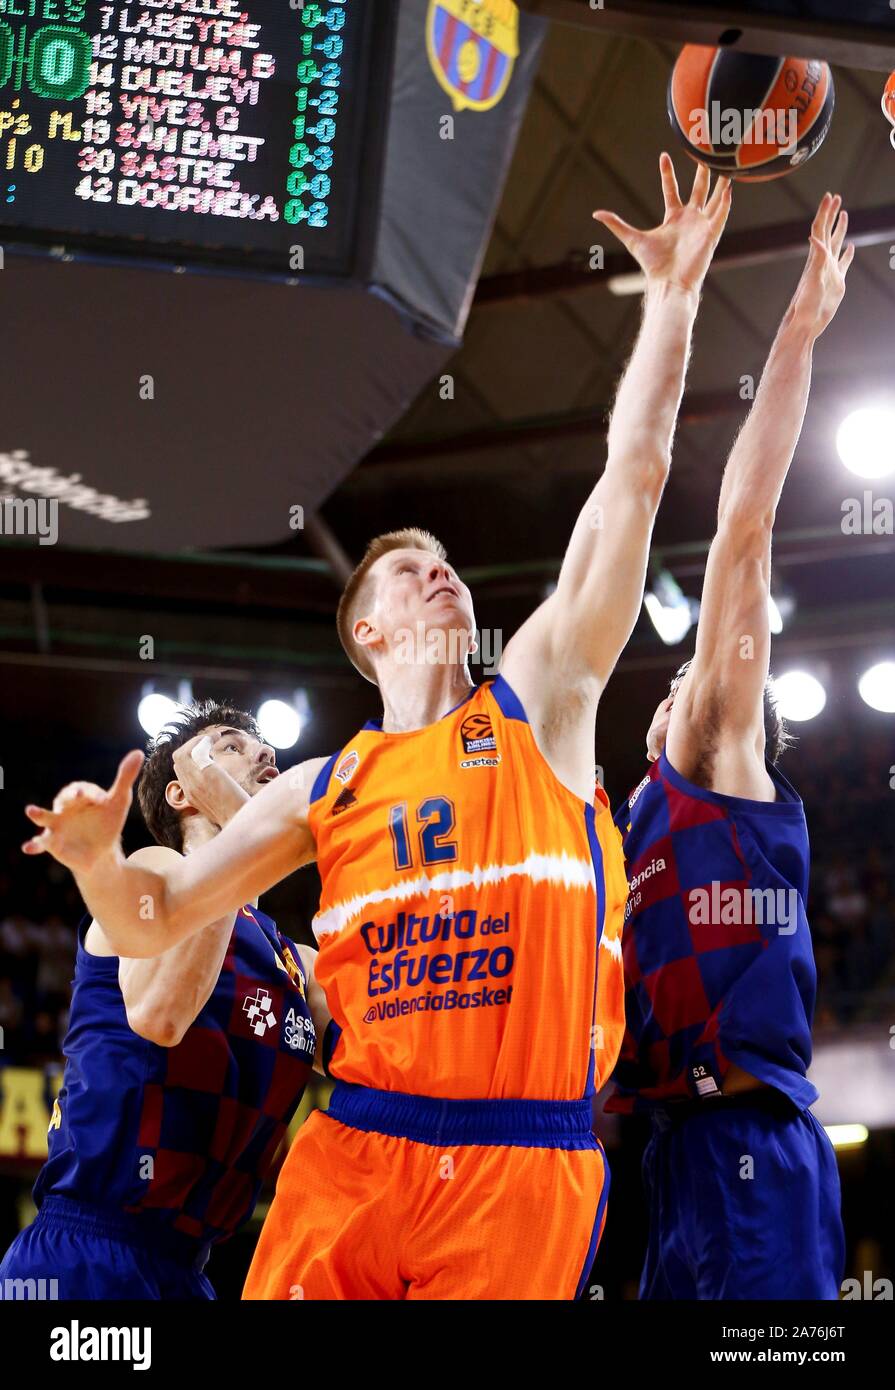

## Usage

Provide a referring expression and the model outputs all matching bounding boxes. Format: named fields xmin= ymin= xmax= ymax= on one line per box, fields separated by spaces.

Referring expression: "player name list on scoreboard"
xmin=0 ymin=1 xmax=362 ymax=266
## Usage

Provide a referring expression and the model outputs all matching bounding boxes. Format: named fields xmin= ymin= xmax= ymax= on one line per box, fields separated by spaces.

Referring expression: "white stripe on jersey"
xmin=600 ymin=932 xmax=622 ymax=961
xmin=312 ymin=850 xmax=597 ymax=941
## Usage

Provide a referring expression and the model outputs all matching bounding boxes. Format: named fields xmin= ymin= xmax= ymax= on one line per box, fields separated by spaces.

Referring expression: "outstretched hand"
xmin=786 ymin=192 xmax=854 ymax=340
xmin=593 ymin=152 xmax=732 ymax=295
xmin=22 ymin=749 xmax=144 ymax=875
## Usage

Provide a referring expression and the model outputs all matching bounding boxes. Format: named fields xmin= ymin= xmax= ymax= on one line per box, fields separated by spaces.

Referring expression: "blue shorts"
xmin=0 ymin=1195 xmax=215 ymax=1300
xmin=639 ymin=1090 xmax=844 ymax=1300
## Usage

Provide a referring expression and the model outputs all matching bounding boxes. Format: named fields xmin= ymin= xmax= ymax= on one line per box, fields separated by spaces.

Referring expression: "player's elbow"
xmin=632 ymin=452 xmax=672 ymax=511
xmin=126 ymin=1004 xmax=187 ymax=1048
xmin=609 ymin=442 xmax=671 ymax=495
xmin=716 ymin=502 xmax=776 ymax=553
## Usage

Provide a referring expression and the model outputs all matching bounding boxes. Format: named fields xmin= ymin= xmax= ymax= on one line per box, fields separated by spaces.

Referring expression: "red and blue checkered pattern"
xmin=36 ymin=905 xmax=315 ymax=1245
xmin=606 ymin=754 xmax=819 ymax=1113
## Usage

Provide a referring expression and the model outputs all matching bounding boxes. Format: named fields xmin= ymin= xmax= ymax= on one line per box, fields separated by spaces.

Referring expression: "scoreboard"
xmin=0 ymin=1 xmax=548 ymax=551
xmin=0 ymin=1 xmax=385 ymax=276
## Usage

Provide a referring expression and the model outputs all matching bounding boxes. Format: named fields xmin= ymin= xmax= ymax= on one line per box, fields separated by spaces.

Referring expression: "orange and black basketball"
xmin=882 ymin=69 xmax=895 ymax=131
xmin=668 ymin=46 xmax=835 ymax=181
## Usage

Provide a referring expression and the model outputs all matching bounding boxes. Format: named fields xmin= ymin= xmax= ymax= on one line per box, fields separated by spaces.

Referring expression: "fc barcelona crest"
xmin=279 ymin=942 xmax=307 ymax=1000
xmin=426 ymin=0 xmax=520 ymax=113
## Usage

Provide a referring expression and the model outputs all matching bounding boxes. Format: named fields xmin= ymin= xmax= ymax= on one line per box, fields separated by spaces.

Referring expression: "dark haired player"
xmin=0 ymin=702 xmax=328 ymax=1299
xmin=607 ymin=195 xmax=853 ymax=1299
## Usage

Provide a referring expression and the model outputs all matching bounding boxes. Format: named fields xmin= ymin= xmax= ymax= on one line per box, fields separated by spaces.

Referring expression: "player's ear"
xmin=353 ymin=615 xmax=383 ymax=659
xmin=165 ymin=779 xmax=188 ymax=812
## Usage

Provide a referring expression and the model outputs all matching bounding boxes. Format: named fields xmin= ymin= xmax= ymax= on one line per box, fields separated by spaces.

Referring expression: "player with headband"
xmin=22 ymin=156 xmax=732 ymax=1300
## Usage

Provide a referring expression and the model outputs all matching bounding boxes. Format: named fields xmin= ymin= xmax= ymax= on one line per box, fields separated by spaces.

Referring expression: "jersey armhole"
xmin=488 ymin=673 xmax=529 ymax=723
xmin=310 ymin=749 xmax=343 ymax=806
xmin=321 ymin=1020 xmax=342 ymax=1077
xmin=490 ymin=673 xmax=611 ymax=813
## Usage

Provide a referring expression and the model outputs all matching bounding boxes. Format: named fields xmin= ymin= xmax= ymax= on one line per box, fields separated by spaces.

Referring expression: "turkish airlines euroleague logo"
xmin=460 ymin=713 xmax=496 ymax=755
xmin=334 ymin=750 xmax=359 ymax=784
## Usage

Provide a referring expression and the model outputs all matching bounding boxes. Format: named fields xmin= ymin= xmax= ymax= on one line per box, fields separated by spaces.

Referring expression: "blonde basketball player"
xmin=23 ymin=156 xmax=732 ymax=1300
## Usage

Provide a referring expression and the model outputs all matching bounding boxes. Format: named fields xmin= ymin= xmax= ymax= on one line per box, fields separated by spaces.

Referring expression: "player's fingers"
xmin=22 ymin=830 xmax=51 ymax=856
xmin=810 ymin=192 xmax=831 ymax=242
xmin=839 ymin=242 xmax=856 ymax=276
xmin=110 ymin=749 xmax=144 ymax=804
xmin=831 ymin=209 xmax=849 ymax=258
xmin=688 ymin=159 xmax=711 ymax=209
xmin=659 ymin=151 xmax=682 ymax=211
xmin=823 ymin=193 xmax=841 ymax=243
xmin=592 ymin=210 xmax=640 ymax=253
xmin=53 ymin=782 xmax=101 ymax=814
xmin=706 ymin=174 xmax=731 ymax=219
xmin=709 ymin=180 xmax=733 ymax=233
xmin=25 ymin=802 xmax=55 ymax=827
xmin=174 ymin=733 xmax=206 ymax=759
xmin=190 ymin=736 xmax=215 ymax=770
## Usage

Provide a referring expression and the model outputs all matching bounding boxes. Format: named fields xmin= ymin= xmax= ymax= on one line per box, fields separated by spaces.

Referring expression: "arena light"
xmin=772 ymin=670 xmax=827 ymax=722
xmin=836 ymin=405 xmax=895 ymax=480
xmin=824 ymin=1123 xmax=869 ymax=1150
xmin=770 ymin=592 xmax=796 ymax=634
xmin=257 ymin=698 xmax=303 ymax=750
xmin=607 ymin=271 xmax=648 ymax=297
xmin=858 ymin=661 xmax=895 ymax=714
xmin=644 ymin=570 xmax=694 ymax=645
xmin=137 ymin=692 xmax=178 ymax=739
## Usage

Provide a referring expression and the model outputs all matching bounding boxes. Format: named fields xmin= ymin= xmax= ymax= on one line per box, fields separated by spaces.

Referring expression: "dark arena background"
xmin=0 ymin=0 xmax=893 ymax=1354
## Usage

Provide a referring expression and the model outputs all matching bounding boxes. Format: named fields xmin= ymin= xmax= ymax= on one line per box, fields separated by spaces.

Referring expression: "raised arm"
xmin=501 ymin=156 xmax=731 ymax=773
xmin=667 ymin=193 xmax=853 ymax=796
xmin=24 ymin=750 xmax=326 ymax=958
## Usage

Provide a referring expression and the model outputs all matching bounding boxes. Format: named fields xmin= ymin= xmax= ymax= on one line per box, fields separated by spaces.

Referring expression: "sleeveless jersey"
xmin=308 ymin=676 xmax=628 ymax=1100
xmin=34 ymin=905 xmax=315 ymax=1244
xmin=606 ymin=751 xmax=819 ymax=1113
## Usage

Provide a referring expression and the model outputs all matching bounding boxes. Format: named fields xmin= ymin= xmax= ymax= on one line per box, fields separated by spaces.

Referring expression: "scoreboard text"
xmin=0 ymin=1 xmax=367 ymax=272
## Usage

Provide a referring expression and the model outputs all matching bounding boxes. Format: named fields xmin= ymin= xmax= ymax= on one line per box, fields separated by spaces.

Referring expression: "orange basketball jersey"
xmin=308 ymin=675 xmax=627 ymax=1101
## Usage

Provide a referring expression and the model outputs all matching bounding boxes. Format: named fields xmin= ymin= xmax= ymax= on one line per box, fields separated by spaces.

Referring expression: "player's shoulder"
xmin=233 ymin=754 xmax=333 ymax=826
xmin=282 ymin=754 xmax=332 ymax=805
xmin=126 ymin=843 xmax=184 ymax=868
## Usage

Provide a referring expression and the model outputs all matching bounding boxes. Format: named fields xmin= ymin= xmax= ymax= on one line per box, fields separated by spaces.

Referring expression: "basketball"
xmin=882 ymin=70 xmax=895 ymax=144
xmin=668 ymin=46 xmax=835 ymax=181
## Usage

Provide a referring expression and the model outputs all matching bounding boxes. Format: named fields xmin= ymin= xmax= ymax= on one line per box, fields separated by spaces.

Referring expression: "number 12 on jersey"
xmin=389 ymin=797 xmax=458 ymax=870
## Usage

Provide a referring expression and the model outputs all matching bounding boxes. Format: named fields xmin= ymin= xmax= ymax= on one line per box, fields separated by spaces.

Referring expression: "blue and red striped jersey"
xmin=605 ymin=752 xmax=819 ymax=1113
xmin=34 ymin=905 xmax=315 ymax=1244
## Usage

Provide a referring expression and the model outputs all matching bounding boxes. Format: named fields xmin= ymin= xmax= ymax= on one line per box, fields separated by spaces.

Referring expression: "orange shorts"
xmin=243 ymin=1086 xmax=609 ymax=1301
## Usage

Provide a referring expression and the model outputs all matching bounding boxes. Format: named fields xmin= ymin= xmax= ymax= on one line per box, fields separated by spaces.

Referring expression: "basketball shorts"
xmin=639 ymin=1090 xmax=845 ymax=1300
xmin=243 ymin=1084 xmax=610 ymax=1300
xmin=0 ymin=1195 xmax=215 ymax=1300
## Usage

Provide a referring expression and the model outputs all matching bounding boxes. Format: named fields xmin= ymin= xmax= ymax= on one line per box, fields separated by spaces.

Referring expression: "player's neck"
xmin=377 ymin=661 xmax=474 ymax=734
xmin=181 ymin=814 xmax=218 ymax=854
xmin=181 ymin=816 xmax=258 ymax=907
